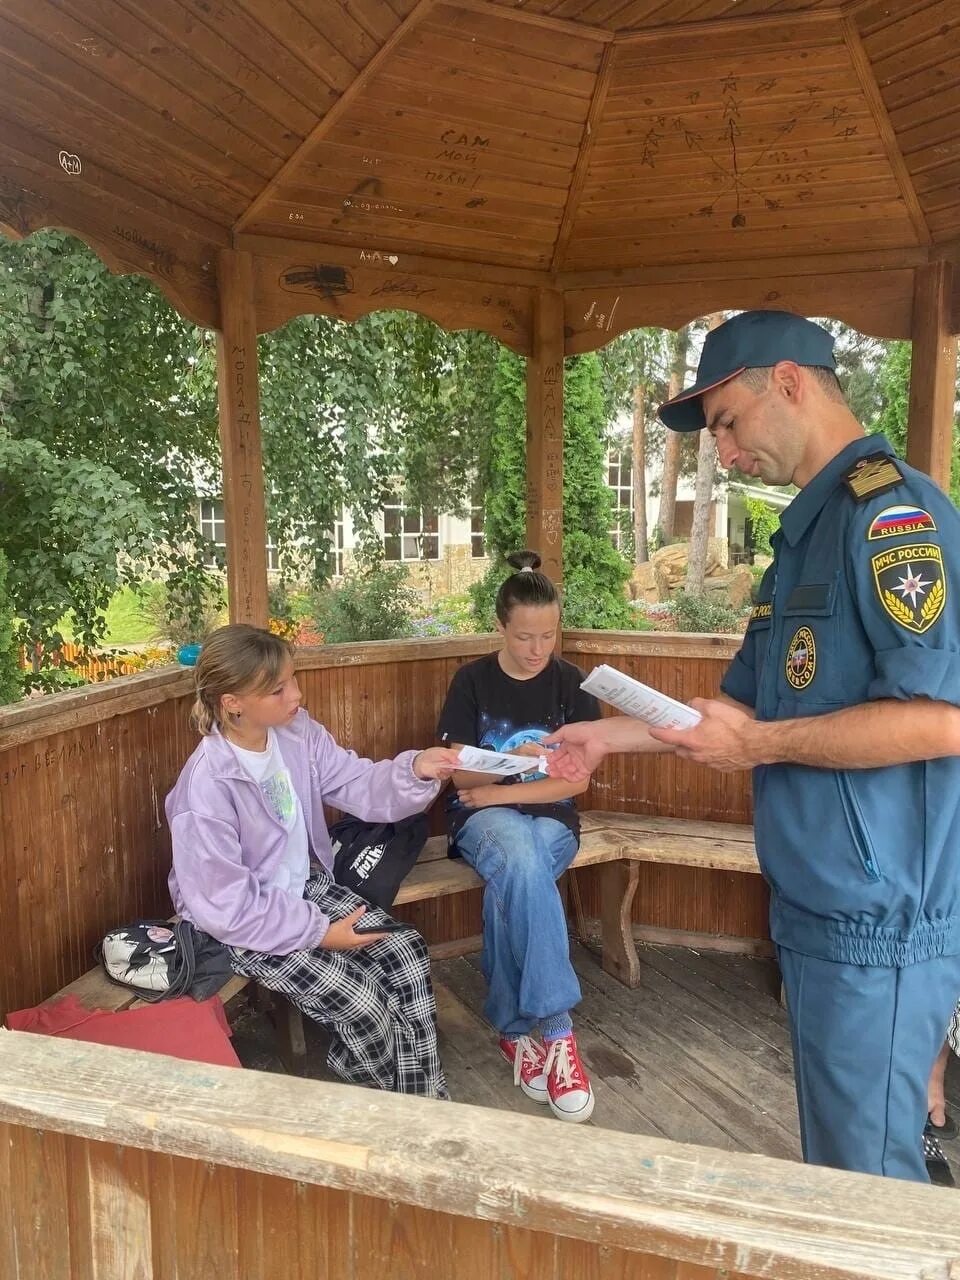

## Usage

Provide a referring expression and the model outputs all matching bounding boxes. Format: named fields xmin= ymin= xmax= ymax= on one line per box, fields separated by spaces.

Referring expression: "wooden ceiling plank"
xmin=0 ymin=160 xmax=220 ymax=329
xmin=294 ymin=157 xmax=567 ymax=211
xmin=313 ymin=131 xmax=572 ymax=191
xmin=0 ymin=112 xmax=229 ymax=248
xmin=380 ymin=53 xmax=591 ymax=124
xmin=0 ymin=61 xmax=248 ymax=227
xmin=327 ymin=102 xmax=580 ymax=169
xmin=615 ymin=17 xmax=843 ymax=63
xmin=242 ymin=217 xmax=552 ymax=268
xmin=889 ymin=85 xmax=960 ymax=138
xmin=274 ymin=180 xmax=560 ymax=237
xmin=580 ymin=178 xmax=904 ymax=220
xmin=343 ymin=0 xmax=404 ymax=44
xmin=7 ymin=0 xmax=287 ymax=172
xmin=116 ymin=0 xmax=318 ymax=145
xmin=261 ymin=194 xmax=553 ymax=248
xmin=288 ymin=0 xmax=382 ymax=66
xmin=0 ymin=12 xmax=267 ymax=193
xmin=559 ymin=219 xmax=918 ymax=269
xmin=857 ymin=0 xmax=957 ymax=61
xmin=426 ymin=5 xmax=604 ymax=70
xmin=395 ymin=28 xmax=597 ymax=98
xmin=170 ymin=0 xmax=341 ymax=117
xmin=902 ymin=134 xmax=960 ymax=174
xmin=558 ymin=245 xmax=931 ymax=287
xmin=234 ymin=0 xmax=437 ymax=234
xmin=444 ymin=0 xmax=613 ymax=42
xmin=851 ymin=0 xmax=933 ymax=37
xmin=371 ymin=73 xmax=589 ymax=145
xmin=551 ymin=42 xmax=612 ymax=272
xmin=236 ymin=231 xmax=549 ymax=285
xmin=233 ymin=0 xmax=359 ymax=89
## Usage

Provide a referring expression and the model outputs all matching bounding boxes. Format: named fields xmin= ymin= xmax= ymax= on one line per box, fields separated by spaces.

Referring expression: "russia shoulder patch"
xmin=843 ymin=453 xmax=904 ymax=502
xmin=867 ymin=504 xmax=937 ymax=541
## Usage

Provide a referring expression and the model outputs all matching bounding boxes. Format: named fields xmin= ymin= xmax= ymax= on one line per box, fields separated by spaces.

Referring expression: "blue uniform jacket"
xmin=721 ymin=435 xmax=960 ymax=966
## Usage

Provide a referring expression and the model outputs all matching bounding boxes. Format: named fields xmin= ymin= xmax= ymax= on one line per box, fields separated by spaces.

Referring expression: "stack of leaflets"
xmin=580 ymin=664 xmax=701 ymax=730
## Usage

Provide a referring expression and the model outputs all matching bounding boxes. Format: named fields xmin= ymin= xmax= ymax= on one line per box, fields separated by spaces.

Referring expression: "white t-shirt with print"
xmin=229 ymin=729 xmax=310 ymax=898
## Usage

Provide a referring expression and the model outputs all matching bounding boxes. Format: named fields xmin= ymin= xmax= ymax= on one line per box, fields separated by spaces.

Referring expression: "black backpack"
xmin=329 ymin=813 xmax=429 ymax=910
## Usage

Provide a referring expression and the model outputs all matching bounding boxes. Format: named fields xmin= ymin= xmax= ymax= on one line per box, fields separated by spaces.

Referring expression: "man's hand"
xmin=457 ymin=784 xmax=508 ymax=809
xmin=412 ymin=747 xmax=462 ymax=780
xmin=541 ymin=722 xmax=610 ymax=781
xmin=320 ymin=906 xmax=387 ymax=949
xmin=648 ymin=698 xmax=760 ymax=771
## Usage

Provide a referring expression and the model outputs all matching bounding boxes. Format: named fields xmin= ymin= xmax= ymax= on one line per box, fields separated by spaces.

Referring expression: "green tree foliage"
xmin=0 ymin=230 xmax=215 ymax=669
xmin=0 ymin=235 xmax=500 ymax=685
xmin=472 ymin=351 xmax=634 ymax=630
xmin=743 ymin=496 xmax=781 ymax=557
xmin=309 ymin=556 xmax=416 ymax=643
xmin=0 ymin=548 xmax=22 ymax=705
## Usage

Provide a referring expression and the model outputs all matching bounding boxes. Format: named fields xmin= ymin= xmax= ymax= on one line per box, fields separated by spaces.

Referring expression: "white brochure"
xmin=457 ymin=744 xmax=548 ymax=776
xmin=580 ymin=664 xmax=702 ymax=730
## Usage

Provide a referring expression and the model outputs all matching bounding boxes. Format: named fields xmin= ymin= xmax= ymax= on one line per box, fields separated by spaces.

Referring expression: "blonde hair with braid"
xmin=191 ymin=624 xmax=294 ymax=735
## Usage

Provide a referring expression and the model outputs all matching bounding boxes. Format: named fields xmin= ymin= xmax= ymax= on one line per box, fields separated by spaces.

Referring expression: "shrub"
xmin=409 ymin=593 xmax=476 ymax=637
xmin=309 ymin=561 xmax=415 ymax=644
xmin=139 ymin=575 xmax=226 ymax=648
xmin=670 ymin=591 xmax=745 ymax=634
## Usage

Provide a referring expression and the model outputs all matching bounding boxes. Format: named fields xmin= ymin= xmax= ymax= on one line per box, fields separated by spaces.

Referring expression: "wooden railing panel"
xmin=1 ymin=1033 xmax=958 ymax=1280
xmin=0 ymin=632 xmax=767 ymax=1019
xmin=563 ymin=633 xmax=768 ymax=941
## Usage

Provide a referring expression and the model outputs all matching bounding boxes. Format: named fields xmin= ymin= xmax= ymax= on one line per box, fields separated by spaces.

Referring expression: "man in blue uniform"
xmin=546 ymin=310 xmax=960 ymax=1181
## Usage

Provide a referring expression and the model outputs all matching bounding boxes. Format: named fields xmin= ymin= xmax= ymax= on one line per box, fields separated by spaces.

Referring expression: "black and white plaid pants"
xmin=228 ymin=875 xmax=448 ymax=1098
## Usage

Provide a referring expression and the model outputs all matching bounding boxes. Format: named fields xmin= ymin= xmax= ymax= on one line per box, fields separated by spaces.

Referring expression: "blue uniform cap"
xmin=658 ymin=310 xmax=837 ymax=432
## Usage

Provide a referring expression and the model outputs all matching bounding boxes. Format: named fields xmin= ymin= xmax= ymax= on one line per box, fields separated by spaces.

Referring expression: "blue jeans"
xmin=455 ymin=808 xmax=581 ymax=1036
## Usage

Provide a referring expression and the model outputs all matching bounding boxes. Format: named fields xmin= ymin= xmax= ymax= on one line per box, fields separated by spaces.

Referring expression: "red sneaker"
xmin=499 ymin=1034 xmax=549 ymax=1103
xmin=543 ymin=1032 xmax=595 ymax=1123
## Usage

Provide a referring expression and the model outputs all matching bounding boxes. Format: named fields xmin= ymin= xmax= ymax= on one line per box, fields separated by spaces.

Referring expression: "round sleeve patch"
xmin=870 ymin=542 xmax=945 ymax=633
xmin=785 ymin=626 xmax=816 ymax=689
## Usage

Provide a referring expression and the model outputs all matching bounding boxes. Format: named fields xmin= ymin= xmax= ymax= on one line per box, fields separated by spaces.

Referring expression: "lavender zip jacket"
xmin=165 ymin=709 xmax=441 ymax=955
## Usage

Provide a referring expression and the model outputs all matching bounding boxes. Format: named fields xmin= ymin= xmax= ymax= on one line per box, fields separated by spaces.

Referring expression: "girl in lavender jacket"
xmin=165 ymin=624 xmax=459 ymax=1097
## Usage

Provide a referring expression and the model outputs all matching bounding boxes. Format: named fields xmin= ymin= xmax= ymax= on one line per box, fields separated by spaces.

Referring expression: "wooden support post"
xmin=525 ymin=289 xmax=565 ymax=584
xmin=215 ymin=249 xmax=269 ymax=626
xmin=906 ymin=260 xmax=958 ymax=492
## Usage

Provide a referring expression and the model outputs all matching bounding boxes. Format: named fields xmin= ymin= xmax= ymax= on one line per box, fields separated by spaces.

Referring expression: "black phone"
xmin=352 ymin=915 xmax=415 ymax=935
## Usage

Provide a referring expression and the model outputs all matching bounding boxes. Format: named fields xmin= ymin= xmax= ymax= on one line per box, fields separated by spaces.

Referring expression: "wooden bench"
xmin=42 ymin=811 xmax=759 ymax=1076
xmin=396 ymin=810 xmax=761 ymax=988
xmin=42 ymin=951 xmax=309 ymax=1073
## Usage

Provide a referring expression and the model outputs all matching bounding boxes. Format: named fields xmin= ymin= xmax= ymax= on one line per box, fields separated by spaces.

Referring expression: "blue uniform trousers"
xmin=779 ymin=947 xmax=960 ymax=1180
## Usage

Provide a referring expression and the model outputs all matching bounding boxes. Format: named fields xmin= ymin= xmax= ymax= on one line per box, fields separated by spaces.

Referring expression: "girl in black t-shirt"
xmin=437 ymin=551 xmax=601 ymax=1123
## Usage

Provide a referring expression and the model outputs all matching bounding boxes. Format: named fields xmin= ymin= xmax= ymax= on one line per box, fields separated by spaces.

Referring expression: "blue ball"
xmin=177 ymin=643 xmax=202 ymax=667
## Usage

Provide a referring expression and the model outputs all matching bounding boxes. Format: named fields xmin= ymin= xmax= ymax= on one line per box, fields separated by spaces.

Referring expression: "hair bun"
xmin=505 ymin=549 xmax=542 ymax=573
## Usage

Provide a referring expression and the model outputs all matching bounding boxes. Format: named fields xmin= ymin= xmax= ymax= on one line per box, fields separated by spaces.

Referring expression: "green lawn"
xmin=58 ymin=586 xmax=157 ymax=647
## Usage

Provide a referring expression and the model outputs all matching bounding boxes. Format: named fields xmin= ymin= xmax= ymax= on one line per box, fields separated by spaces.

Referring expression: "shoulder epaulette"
xmin=842 ymin=452 xmax=904 ymax=502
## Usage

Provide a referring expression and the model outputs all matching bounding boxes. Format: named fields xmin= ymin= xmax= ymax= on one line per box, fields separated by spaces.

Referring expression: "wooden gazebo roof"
xmin=1 ymin=1 xmax=957 ymax=339
xmin=2 ymin=0 xmax=957 ymax=617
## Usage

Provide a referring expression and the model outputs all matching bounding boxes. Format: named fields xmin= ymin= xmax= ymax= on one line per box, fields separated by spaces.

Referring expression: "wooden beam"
xmin=215 ymin=249 xmax=269 ymax=626
xmin=233 ymin=0 xmax=437 ymax=234
xmin=906 ymin=260 xmax=957 ymax=491
xmin=842 ymin=14 xmax=931 ymax=248
xmin=447 ymin=0 xmax=613 ymax=43
xmin=550 ymin=42 xmax=614 ymax=273
xmin=525 ymin=289 xmax=565 ymax=585
xmin=557 ymin=246 xmax=931 ymax=290
xmin=4 ymin=1033 xmax=960 ymax=1280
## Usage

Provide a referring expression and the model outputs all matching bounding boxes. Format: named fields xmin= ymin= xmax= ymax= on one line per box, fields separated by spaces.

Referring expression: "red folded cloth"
xmin=6 ymin=993 xmax=241 ymax=1068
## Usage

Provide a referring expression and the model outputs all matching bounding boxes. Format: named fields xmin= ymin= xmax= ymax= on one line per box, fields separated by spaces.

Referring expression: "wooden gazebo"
xmin=2 ymin=4 xmax=960 ymax=1277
